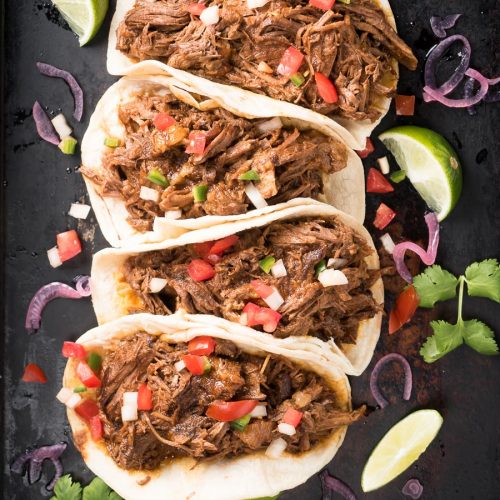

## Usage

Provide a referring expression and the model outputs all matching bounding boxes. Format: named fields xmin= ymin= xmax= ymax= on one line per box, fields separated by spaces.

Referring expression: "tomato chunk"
xmin=209 ymin=235 xmax=239 ymax=255
xmin=251 ymin=279 xmax=274 ymax=299
xmin=373 ymin=203 xmax=396 ymax=230
xmin=241 ymin=302 xmax=262 ymax=327
xmin=255 ymin=307 xmax=282 ymax=333
xmin=395 ymin=95 xmax=416 ymax=116
xmin=89 ymin=415 xmax=103 ymax=441
xmin=76 ymin=360 xmax=101 ymax=388
xmin=188 ymin=259 xmax=215 ymax=281
xmin=282 ymin=408 xmax=304 ymax=427
xmin=185 ymin=2 xmax=206 ymax=15
xmin=206 ymin=400 xmax=258 ymax=422
xmin=137 ymin=383 xmax=153 ymax=411
xmin=309 ymin=0 xmax=335 ymax=10
xmin=153 ymin=113 xmax=176 ymax=131
xmin=182 ymin=354 xmax=211 ymax=375
xmin=366 ymin=168 xmax=394 ymax=194
xmin=185 ymin=131 xmax=206 ymax=155
xmin=277 ymin=46 xmax=304 ymax=76
xmin=389 ymin=285 xmax=420 ymax=334
xmin=56 ymin=230 xmax=82 ymax=262
xmin=356 ymin=138 xmax=375 ymax=159
xmin=62 ymin=341 xmax=87 ymax=359
xmin=75 ymin=399 xmax=99 ymax=421
xmin=314 ymin=72 xmax=338 ymax=103
xmin=188 ymin=336 xmax=216 ymax=356
xmin=22 ymin=363 xmax=47 ymax=383
xmin=193 ymin=241 xmax=215 ymax=259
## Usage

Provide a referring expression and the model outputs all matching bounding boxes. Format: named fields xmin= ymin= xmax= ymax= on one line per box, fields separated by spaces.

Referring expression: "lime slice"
xmin=379 ymin=125 xmax=462 ymax=221
xmin=361 ymin=409 xmax=443 ymax=492
xmin=52 ymin=0 xmax=109 ymax=46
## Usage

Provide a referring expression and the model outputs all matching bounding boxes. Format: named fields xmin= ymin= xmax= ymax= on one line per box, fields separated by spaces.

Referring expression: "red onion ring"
xmin=464 ymin=77 xmax=478 ymax=115
xmin=402 ymin=478 xmax=424 ymax=499
xmin=484 ymin=76 xmax=500 ymax=103
xmin=392 ymin=213 xmax=439 ymax=283
xmin=36 ymin=62 xmax=84 ymax=121
xmin=32 ymin=101 xmax=60 ymax=145
xmin=430 ymin=14 xmax=461 ymax=38
xmin=25 ymin=275 xmax=91 ymax=333
xmin=320 ymin=470 xmax=357 ymax=500
xmin=370 ymin=353 xmax=412 ymax=409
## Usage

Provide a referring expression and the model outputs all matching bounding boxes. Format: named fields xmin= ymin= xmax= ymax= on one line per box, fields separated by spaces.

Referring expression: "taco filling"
xmin=115 ymin=0 xmax=417 ymax=122
xmin=122 ymin=216 xmax=379 ymax=345
xmin=81 ymin=93 xmax=347 ymax=232
xmin=81 ymin=334 xmax=364 ymax=469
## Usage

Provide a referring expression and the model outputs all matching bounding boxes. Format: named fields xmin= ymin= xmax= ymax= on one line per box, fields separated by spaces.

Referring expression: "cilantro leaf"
xmin=462 ymin=319 xmax=499 ymax=356
xmin=51 ymin=474 xmax=82 ymax=500
xmin=420 ymin=320 xmax=464 ymax=363
xmin=413 ymin=265 xmax=458 ymax=308
xmin=464 ymin=259 xmax=500 ymax=302
xmin=83 ymin=477 xmax=122 ymax=500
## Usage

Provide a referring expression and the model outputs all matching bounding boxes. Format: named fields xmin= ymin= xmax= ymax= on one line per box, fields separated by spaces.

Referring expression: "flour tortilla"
xmin=90 ymin=200 xmax=383 ymax=375
xmin=63 ymin=312 xmax=352 ymax=500
xmin=81 ymin=75 xmax=366 ymax=247
xmin=106 ymin=0 xmax=399 ymax=148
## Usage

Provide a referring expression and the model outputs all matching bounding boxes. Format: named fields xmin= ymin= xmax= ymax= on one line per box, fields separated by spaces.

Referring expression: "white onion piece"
xmin=56 ymin=387 xmax=73 ymax=404
xmin=200 ymin=5 xmax=219 ymax=25
xmin=47 ymin=246 xmax=62 ymax=268
xmin=140 ymin=186 xmax=160 ymax=203
xmin=256 ymin=117 xmax=282 ymax=134
xmin=265 ymin=437 xmax=288 ymax=458
xmin=257 ymin=61 xmax=273 ymax=74
xmin=245 ymin=182 xmax=268 ymax=209
xmin=263 ymin=288 xmax=284 ymax=311
xmin=271 ymin=259 xmax=287 ymax=278
xmin=247 ymin=0 xmax=269 ymax=9
xmin=123 ymin=392 xmax=138 ymax=406
xmin=239 ymin=312 xmax=249 ymax=326
xmin=65 ymin=393 xmax=82 ymax=409
xmin=380 ymin=233 xmax=396 ymax=254
xmin=377 ymin=156 xmax=390 ymax=174
xmin=149 ymin=277 xmax=167 ymax=293
xmin=250 ymin=404 xmax=268 ymax=418
xmin=174 ymin=359 xmax=186 ymax=372
xmin=327 ymin=257 xmax=348 ymax=269
xmin=318 ymin=269 xmax=348 ymax=287
xmin=68 ymin=202 xmax=91 ymax=220
xmin=164 ymin=209 xmax=182 ymax=220
xmin=278 ymin=422 xmax=297 ymax=436
xmin=51 ymin=113 xmax=72 ymax=139
xmin=121 ymin=404 xmax=138 ymax=422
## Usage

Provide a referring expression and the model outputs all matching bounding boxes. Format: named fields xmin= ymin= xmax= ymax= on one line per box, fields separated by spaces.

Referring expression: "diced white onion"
xmin=200 ymin=5 xmax=219 ymax=25
xmin=380 ymin=233 xmax=396 ymax=254
xmin=263 ymin=288 xmax=284 ymax=311
xmin=164 ymin=210 xmax=183 ymax=220
xmin=174 ymin=360 xmax=186 ymax=372
xmin=239 ymin=312 xmax=249 ymax=326
xmin=278 ymin=422 xmax=297 ymax=436
xmin=68 ymin=202 xmax=91 ymax=220
xmin=257 ymin=61 xmax=273 ymax=74
xmin=47 ymin=246 xmax=62 ymax=268
xmin=250 ymin=404 xmax=267 ymax=418
xmin=56 ymin=387 xmax=73 ymax=404
xmin=245 ymin=182 xmax=268 ymax=209
xmin=265 ymin=437 xmax=288 ymax=458
xmin=121 ymin=404 xmax=138 ymax=422
xmin=318 ymin=269 xmax=349 ymax=287
xmin=149 ymin=277 xmax=167 ymax=293
xmin=140 ymin=186 xmax=160 ymax=203
xmin=247 ymin=0 xmax=269 ymax=9
xmin=65 ymin=393 xmax=82 ymax=409
xmin=270 ymin=259 xmax=287 ymax=278
xmin=51 ymin=113 xmax=72 ymax=140
xmin=123 ymin=392 xmax=138 ymax=406
xmin=327 ymin=257 xmax=348 ymax=269
xmin=256 ymin=117 xmax=282 ymax=134
xmin=377 ymin=156 xmax=390 ymax=175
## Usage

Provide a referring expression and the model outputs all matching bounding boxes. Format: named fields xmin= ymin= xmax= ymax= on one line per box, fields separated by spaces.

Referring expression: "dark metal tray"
xmin=2 ymin=1 xmax=500 ymax=498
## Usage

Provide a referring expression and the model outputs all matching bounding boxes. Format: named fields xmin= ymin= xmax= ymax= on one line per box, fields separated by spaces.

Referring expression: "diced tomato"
xmin=75 ymin=399 xmax=99 ymax=421
xmin=89 ymin=415 xmax=103 ymax=441
xmin=187 ymin=259 xmax=215 ymax=281
xmin=153 ymin=113 xmax=176 ymax=131
xmin=373 ymin=203 xmax=396 ymax=230
xmin=277 ymin=46 xmax=304 ymax=76
xmin=61 ymin=341 xmax=87 ymax=359
xmin=182 ymin=354 xmax=211 ymax=375
xmin=22 ymin=363 xmax=47 ymax=383
xmin=193 ymin=241 xmax=215 ymax=259
xmin=241 ymin=302 xmax=262 ymax=327
xmin=206 ymin=400 xmax=258 ymax=422
xmin=389 ymin=285 xmax=420 ymax=334
xmin=185 ymin=2 xmax=206 ymax=15
xmin=185 ymin=131 xmax=206 ymax=155
xmin=209 ymin=235 xmax=239 ymax=255
xmin=366 ymin=168 xmax=394 ymax=194
xmin=356 ymin=138 xmax=375 ymax=159
xmin=56 ymin=230 xmax=82 ymax=262
xmin=137 ymin=383 xmax=153 ymax=411
xmin=76 ymin=360 xmax=101 ymax=388
xmin=314 ymin=72 xmax=338 ymax=103
xmin=309 ymin=0 xmax=335 ymax=10
xmin=282 ymin=408 xmax=304 ymax=427
xmin=251 ymin=279 xmax=274 ymax=299
xmin=255 ymin=307 xmax=282 ymax=333
xmin=188 ymin=336 xmax=216 ymax=356
xmin=395 ymin=95 xmax=416 ymax=116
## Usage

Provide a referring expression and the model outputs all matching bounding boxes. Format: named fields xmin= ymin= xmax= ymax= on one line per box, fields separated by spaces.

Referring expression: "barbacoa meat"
xmin=123 ymin=216 xmax=380 ymax=345
xmin=98 ymin=334 xmax=365 ymax=469
xmin=115 ymin=0 xmax=418 ymax=122
xmin=80 ymin=93 xmax=347 ymax=232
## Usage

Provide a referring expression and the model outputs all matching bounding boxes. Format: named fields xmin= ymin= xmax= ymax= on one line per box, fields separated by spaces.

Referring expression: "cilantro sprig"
xmin=51 ymin=475 xmax=121 ymax=500
xmin=413 ymin=259 xmax=500 ymax=363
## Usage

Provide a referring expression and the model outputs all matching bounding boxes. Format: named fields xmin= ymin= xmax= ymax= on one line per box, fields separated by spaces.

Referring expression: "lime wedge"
xmin=52 ymin=0 xmax=109 ymax=46
xmin=379 ymin=126 xmax=462 ymax=221
xmin=361 ymin=409 xmax=443 ymax=492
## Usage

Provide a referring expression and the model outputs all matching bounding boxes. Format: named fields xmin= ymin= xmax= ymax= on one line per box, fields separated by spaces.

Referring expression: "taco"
xmin=107 ymin=0 xmax=417 ymax=146
xmin=91 ymin=200 xmax=383 ymax=375
xmin=62 ymin=313 xmax=364 ymax=500
xmin=81 ymin=75 xmax=366 ymax=247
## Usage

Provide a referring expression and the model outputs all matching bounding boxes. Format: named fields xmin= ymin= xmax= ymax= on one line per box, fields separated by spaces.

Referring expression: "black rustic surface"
xmin=2 ymin=1 xmax=500 ymax=499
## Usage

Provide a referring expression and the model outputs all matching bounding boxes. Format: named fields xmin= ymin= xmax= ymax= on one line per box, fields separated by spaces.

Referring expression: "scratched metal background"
xmin=2 ymin=0 xmax=500 ymax=498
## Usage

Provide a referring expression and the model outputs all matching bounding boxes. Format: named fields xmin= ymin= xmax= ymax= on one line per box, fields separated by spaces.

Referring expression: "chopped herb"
xmin=51 ymin=475 xmax=122 ymax=500
xmin=103 ymin=137 xmax=120 ymax=148
xmin=290 ymin=72 xmax=305 ymax=87
xmin=238 ymin=169 xmax=260 ymax=182
xmin=464 ymin=259 xmax=500 ymax=302
xmin=87 ymin=352 xmax=102 ymax=373
xmin=314 ymin=260 xmax=326 ymax=278
xmin=230 ymin=414 xmax=251 ymax=431
xmin=413 ymin=265 xmax=458 ymax=308
xmin=58 ymin=137 xmax=77 ymax=155
xmin=73 ymin=385 xmax=87 ymax=393
xmin=147 ymin=169 xmax=169 ymax=188
xmin=259 ymin=255 xmax=276 ymax=274
xmin=193 ymin=184 xmax=208 ymax=202
xmin=202 ymin=356 xmax=212 ymax=374
xmin=390 ymin=170 xmax=406 ymax=183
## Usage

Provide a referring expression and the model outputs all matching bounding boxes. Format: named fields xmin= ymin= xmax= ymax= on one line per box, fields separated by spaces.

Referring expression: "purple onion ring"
xmin=402 ymin=478 xmax=424 ymax=499
xmin=370 ymin=353 xmax=412 ymax=409
xmin=25 ymin=275 xmax=91 ymax=333
xmin=320 ymin=470 xmax=357 ymax=500
xmin=430 ymin=14 xmax=461 ymax=38
xmin=32 ymin=101 xmax=60 ymax=145
xmin=464 ymin=77 xmax=478 ymax=115
xmin=484 ymin=76 xmax=500 ymax=103
xmin=36 ymin=62 xmax=84 ymax=121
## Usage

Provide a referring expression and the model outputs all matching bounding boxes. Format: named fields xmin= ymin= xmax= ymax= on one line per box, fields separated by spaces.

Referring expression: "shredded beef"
xmin=98 ymin=335 xmax=364 ymax=469
xmin=123 ymin=216 xmax=380 ymax=345
xmin=115 ymin=0 xmax=417 ymax=122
